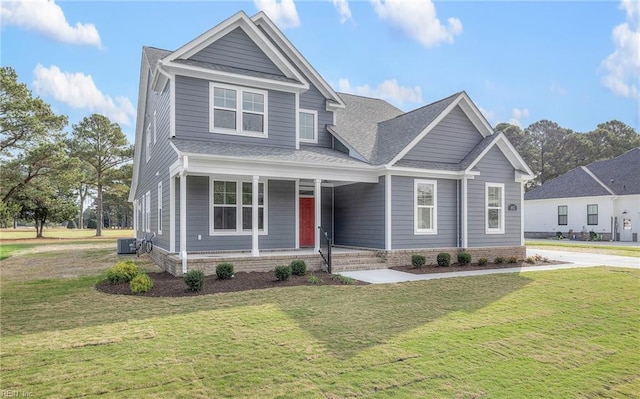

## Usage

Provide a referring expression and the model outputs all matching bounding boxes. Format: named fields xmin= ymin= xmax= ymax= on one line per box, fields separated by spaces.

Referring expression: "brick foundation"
xmin=383 ymin=246 xmax=527 ymax=268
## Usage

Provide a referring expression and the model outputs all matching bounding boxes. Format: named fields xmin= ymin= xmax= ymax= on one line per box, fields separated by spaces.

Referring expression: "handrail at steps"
xmin=318 ymin=226 xmax=332 ymax=274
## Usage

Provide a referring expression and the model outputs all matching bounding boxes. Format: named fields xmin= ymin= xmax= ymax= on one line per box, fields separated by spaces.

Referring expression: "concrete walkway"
xmin=339 ymin=249 xmax=639 ymax=284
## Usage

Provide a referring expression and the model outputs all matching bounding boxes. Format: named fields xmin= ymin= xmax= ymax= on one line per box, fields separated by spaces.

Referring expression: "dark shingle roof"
xmin=331 ymin=93 xmax=403 ymax=161
xmin=170 ymin=138 xmax=371 ymax=167
xmin=525 ymin=147 xmax=640 ymax=200
xmin=143 ymin=46 xmax=171 ymax=69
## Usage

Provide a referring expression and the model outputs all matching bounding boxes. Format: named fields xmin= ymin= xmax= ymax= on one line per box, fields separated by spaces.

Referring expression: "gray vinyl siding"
xmin=321 ymin=186 xmax=333 ymax=240
xmin=467 ymin=146 xmax=522 ymax=247
xmin=299 ymin=84 xmax=333 ymax=148
xmin=334 ymin=177 xmax=385 ymax=249
xmin=391 ymin=176 xmax=458 ymax=249
xmin=175 ymin=75 xmax=296 ymax=148
xmin=189 ymin=27 xmax=284 ymax=76
xmin=176 ymin=177 xmax=295 ymax=252
xmin=401 ymin=105 xmax=484 ymax=164
xmin=135 ymin=73 xmax=177 ymax=252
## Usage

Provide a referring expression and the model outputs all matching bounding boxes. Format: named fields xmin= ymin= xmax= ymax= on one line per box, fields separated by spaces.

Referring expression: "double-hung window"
xmin=587 ymin=204 xmax=598 ymax=225
xmin=211 ymin=179 xmax=267 ymax=234
xmin=145 ymin=191 xmax=151 ymax=233
xmin=157 ymin=182 xmax=163 ymax=235
xmin=299 ymin=109 xmax=317 ymax=143
xmin=210 ymin=83 xmax=268 ymax=136
xmin=486 ymin=183 xmax=504 ymax=234
xmin=558 ymin=205 xmax=568 ymax=225
xmin=415 ymin=180 xmax=437 ymax=234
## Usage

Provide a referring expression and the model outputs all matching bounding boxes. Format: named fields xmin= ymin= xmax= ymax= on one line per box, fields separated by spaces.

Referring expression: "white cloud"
xmin=338 ymin=78 xmax=423 ymax=107
xmin=599 ymin=0 xmax=640 ymax=99
xmin=478 ymin=106 xmax=496 ymax=124
xmin=369 ymin=0 xmax=462 ymax=47
xmin=0 ymin=0 xmax=101 ymax=47
xmin=254 ymin=0 xmax=300 ymax=29
xmin=509 ymin=108 xmax=529 ymax=127
xmin=32 ymin=64 xmax=135 ymax=126
xmin=331 ymin=0 xmax=353 ymax=24
xmin=549 ymin=84 xmax=567 ymax=96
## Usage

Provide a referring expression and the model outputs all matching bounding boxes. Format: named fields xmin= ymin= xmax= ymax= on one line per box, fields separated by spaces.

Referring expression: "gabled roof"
xmin=525 ymin=147 xmax=640 ymax=200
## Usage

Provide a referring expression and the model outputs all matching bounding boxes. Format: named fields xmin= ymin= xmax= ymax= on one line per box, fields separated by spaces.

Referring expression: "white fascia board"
xmin=457 ymin=92 xmax=494 ymax=138
xmin=495 ymin=135 xmax=535 ymax=177
xmin=387 ymin=93 xmax=463 ymax=166
xmin=251 ymin=12 xmax=346 ymax=109
xmin=387 ymin=166 xmax=479 ymax=180
xmin=129 ymin=52 xmax=151 ymax=202
xmin=180 ymin=155 xmax=379 ymax=183
xmin=161 ymin=61 xmax=308 ymax=93
xmin=326 ymin=126 xmax=368 ymax=162
xmin=164 ymin=11 xmax=306 ymax=85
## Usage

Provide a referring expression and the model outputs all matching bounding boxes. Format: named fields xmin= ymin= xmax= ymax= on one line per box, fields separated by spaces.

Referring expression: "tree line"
xmin=495 ymin=120 xmax=639 ymax=190
xmin=0 ymin=67 xmax=132 ymax=237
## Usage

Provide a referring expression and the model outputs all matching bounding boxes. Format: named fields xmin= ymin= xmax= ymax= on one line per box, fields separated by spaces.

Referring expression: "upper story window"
xmin=299 ymin=109 xmax=317 ymax=143
xmin=587 ymin=204 xmax=598 ymax=225
xmin=558 ymin=205 xmax=568 ymax=225
xmin=414 ymin=179 xmax=437 ymax=234
xmin=210 ymin=83 xmax=268 ymax=137
xmin=486 ymin=183 xmax=505 ymax=234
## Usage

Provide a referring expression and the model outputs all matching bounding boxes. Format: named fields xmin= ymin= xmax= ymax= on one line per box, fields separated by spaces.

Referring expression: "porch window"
xmin=558 ymin=205 xmax=568 ymax=226
xmin=211 ymin=179 xmax=268 ymax=234
xmin=210 ymin=83 xmax=268 ymax=136
xmin=299 ymin=110 xmax=317 ymax=143
xmin=486 ymin=183 xmax=504 ymax=234
xmin=587 ymin=204 xmax=598 ymax=225
xmin=415 ymin=180 xmax=437 ymax=234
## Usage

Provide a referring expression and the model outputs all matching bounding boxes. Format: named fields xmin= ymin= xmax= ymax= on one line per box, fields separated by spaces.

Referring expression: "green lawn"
xmin=1 ymin=247 xmax=639 ymax=398
xmin=527 ymin=240 xmax=640 ymax=257
xmin=0 ymin=227 xmax=132 ymax=240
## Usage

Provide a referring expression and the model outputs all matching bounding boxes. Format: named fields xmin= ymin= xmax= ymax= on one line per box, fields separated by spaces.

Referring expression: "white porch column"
xmin=521 ymin=181 xmax=525 ymax=246
xmin=251 ymin=175 xmax=259 ymax=257
xmin=462 ymin=176 xmax=468 ymax=248
xmin=179 ymin=173 xmax=187 ymax=274
xmin=295 ymin=179 xmax=300 ymax=249
xmin=169 ymin=176 xmax=175 ymax=253
xmin=314 ymin=178 xmax=321 ymax=253
xmin=385 ymin=174 xmax=392 ymax=251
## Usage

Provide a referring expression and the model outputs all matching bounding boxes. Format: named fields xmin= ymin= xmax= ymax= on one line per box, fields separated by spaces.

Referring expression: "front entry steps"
xmin=329 ymin=250 xmax=387 ymax=272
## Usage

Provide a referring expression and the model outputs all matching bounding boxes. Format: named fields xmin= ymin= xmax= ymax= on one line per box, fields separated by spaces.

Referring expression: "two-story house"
xmin=129 ymin=11 xmax=533 ymax=276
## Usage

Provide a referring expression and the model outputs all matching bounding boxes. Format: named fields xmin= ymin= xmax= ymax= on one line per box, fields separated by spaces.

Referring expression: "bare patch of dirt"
xmin=96 ymin=271 xmax=367 ymax=297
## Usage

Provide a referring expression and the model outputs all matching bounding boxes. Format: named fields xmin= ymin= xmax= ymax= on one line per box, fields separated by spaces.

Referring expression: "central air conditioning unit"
xmin=117 ymin=238 xmax=137 ymax=254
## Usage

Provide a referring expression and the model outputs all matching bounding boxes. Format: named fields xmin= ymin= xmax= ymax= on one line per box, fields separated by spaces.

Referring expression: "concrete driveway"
xmin=339 ymin=248 xmax=639 ymax=284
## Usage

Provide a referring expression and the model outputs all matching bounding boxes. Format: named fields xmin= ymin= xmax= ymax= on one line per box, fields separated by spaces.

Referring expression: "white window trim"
xmin=414 ymin=179 xmax=437 ymax=235
xmin=145 ymin=191 xmax=151 ymax=233
xmin=153 ymin=110 xmax=157 ymax=144
xmin=145 ymin=124 xmax=151 ymax=163
xmin=485 ymin=182 xmax=505 ymax=234
xmin=209 ymin=82 xmax=269 ymax=138
xmin=209 ymin=178 xmax=269 ymax=236
xmin=298 ymin=109 xmax=318 ymax=144
xmin=157 ymin=182 xmax=163 ymax=235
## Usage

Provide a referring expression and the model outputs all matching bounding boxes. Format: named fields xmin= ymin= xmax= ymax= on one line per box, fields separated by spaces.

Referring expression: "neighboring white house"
xmin=524 ymin=148 xmax=639 ymax=242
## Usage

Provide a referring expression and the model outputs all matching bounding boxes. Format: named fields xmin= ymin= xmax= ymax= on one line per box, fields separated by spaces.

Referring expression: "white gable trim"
xmin=129 ymin=51 xmax=151 ymax=202
xmin=388 ymin=92 xmax=494 ymax=167
xmin=163 ymin=11 xmax=307 ymax=86
xmin=464 ymin=133 xmax=534 ymax=180
xmin=251 ymin=12 xmax=345 ymax=109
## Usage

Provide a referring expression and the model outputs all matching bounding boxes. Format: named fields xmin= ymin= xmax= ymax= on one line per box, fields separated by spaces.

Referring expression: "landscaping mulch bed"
xmin=390 ymin=259 xmax=564 ymax=274
xmin=96 ymin=270 xmax=367 ymax=297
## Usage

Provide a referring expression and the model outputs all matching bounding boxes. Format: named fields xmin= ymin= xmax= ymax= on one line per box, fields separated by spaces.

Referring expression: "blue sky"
xmin=1 ymin=0 xmax=638 ymax=143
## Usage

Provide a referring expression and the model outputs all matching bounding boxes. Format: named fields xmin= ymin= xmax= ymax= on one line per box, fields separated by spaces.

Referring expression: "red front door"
xmin=299 ymin=198 xmax=315 ymax=247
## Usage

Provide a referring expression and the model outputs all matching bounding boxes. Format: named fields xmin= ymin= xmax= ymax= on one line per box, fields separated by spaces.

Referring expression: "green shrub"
xmin=216 ymin=263 xmax=234 ymax=280
xmin=130 ymin=273 xmax=153 ymax=294
xmin=290 ymin=259 xmax=307 ymax=276
xmin=331 ymin=275 xmax=355 ymax=285
xmin=106 ymin=260 xmax=139 ymax=284
xmin=478 ymin=257 xmax=488 ymax=266
xmin=184 ymin=269 xmax=205 ymax=291
xmin=436 ymin=253 xmax=451 ymax=267
xmin=308 ymin=274 xmax=321 ymax=284
xmin=507 ymin=256 xmax=519 ymax=264
xmin=274 ymin=265 xmax=292 ymax=281
xmin=411 ymin=254 xmax=426 ymax=268
xmin=494 ymin=256 xmax=505 ymax=264
xmin=457 ymin=252 xmax=471 ymax=266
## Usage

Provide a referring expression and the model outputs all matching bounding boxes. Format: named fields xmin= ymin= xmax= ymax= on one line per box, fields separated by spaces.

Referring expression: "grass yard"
xmin=527 ymin=240 xmax=640 ymax=258
xmin=0 ymin=227 xmax=132 ymax=241
xmin=1 ymin=245 xmax=639 ymax=398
